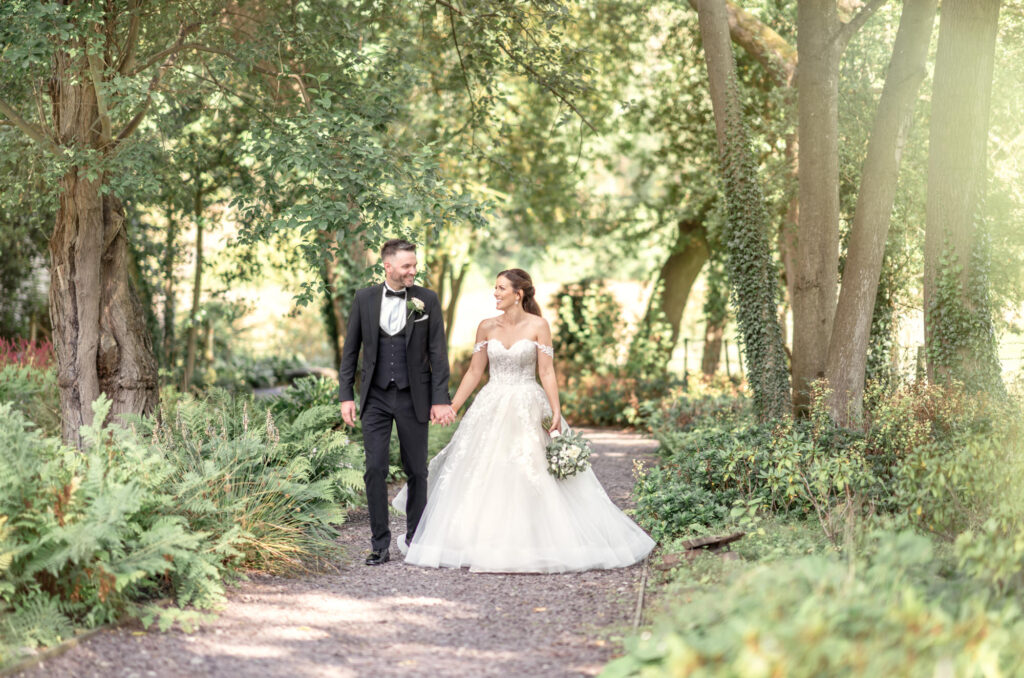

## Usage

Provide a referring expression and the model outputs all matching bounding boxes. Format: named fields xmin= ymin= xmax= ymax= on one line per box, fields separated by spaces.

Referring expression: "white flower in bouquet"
xmin=544 ymin=426 xmax=592 ymax=479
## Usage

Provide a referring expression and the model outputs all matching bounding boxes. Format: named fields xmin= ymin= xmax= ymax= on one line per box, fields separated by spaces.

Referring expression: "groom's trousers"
xmin=361 ymin=383 xmax=429 ymax=551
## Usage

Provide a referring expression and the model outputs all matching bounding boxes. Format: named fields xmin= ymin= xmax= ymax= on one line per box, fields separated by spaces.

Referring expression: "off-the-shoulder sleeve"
xmin=473 ymin=340 xmax=488 ymax=353
xmin=536 ymin=342 xmax=554 ymax=358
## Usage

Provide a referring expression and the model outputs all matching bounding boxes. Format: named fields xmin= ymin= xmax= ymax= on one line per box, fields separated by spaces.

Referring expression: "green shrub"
xmin=952 ymin=426 xmax=1024 ymax=594
xmin=637 ymin=380 xmax=1021 ymax=546
xmin=551 ymin=279 xmax=683 ymax=427
xmin=604 ymin=531 xmax=1024 ymax=678
xmin=0 ymin=389 xmax=350 ymax=667
xmin=266 ymin=376 xmax=366 ymax=505
xmin=634 ymin=415 xmax=878 ymax=543
xmin=0 ymin=398 xmax=231 ymax=661
xmin=0 ymin=363 xmax=59 ymax=437
xmin=552 ymin=279 xmax=624 ymax=378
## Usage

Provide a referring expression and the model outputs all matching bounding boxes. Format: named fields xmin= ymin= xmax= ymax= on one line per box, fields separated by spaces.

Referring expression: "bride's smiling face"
xmin=493 ymin=275 xmax=520 ymax=311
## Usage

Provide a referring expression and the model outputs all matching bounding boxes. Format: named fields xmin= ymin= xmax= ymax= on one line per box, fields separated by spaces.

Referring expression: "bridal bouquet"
xmin=543 ymin=422 xmax=592 ymax=479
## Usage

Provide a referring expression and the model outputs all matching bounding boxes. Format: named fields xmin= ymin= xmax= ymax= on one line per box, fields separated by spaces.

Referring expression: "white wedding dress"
xmin=393 ymin=338 xmax=655 ymax=573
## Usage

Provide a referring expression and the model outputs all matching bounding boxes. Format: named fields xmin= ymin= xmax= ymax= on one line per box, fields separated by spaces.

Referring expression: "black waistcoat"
xmin=373 ymin=323 xmax=409 ymax=389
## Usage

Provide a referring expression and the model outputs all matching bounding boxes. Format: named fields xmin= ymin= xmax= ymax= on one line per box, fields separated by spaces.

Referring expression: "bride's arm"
xmin=450 ymin=322 xmax=491 ymax=414
xmin=536 ymin=320 xmax=561 ymax=433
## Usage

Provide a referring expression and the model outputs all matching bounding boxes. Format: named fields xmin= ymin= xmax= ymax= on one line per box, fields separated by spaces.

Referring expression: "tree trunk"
xmin=701 ymin=260 xmax=729 ymax=376
xmin=322 ymin=252 xmax=345 ymax=373
xmin=203 ymin=317 xmax=215 ymax=367
xmin=445 ymin=260 xmax=469 ymax=348
xmin=49 ymin=50 xmax=157 ymax=448
xmin=647 ymin=216 xmax=710 ymax=350
xmin=923 ymin=0 xmax=1003 ymax=389
xmin=826 ymin=0 xmax=937 ymax=426
xmin=701 ymin=319 xmax=725 ymax=375
xmin=696 ymin=0 xmax=791 ymax=421
xmin=791 ymin=0 xmax=841 ymax=415
xmin=162 ymin=211 xmax=178 ymax=372
xmin=181 ymin=200 xmax=203 ymax=391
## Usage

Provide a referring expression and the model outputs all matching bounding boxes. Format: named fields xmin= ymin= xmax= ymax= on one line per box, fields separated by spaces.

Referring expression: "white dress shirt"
xmin=380 ymin=283 xmax=408 ymax=336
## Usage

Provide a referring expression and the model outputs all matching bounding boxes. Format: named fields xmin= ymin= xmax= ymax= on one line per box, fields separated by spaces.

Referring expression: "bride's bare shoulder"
xmin=477 ymin=317 xmax=499 ymax=334
xmin=528 ymin=315 xmax=551 ymax=332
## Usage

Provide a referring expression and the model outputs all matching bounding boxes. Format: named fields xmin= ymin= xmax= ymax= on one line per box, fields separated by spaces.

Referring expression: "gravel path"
xmin=15 ymin=428 xmax=658 ymax=678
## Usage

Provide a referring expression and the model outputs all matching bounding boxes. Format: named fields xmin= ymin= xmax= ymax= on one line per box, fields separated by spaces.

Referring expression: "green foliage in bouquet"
xmin=545 ymin=428 xmax=593 ymax=479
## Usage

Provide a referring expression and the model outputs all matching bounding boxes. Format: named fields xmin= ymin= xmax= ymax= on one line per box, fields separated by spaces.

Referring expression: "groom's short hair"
xmin=380 ymin=238 xmax=416 ymax=261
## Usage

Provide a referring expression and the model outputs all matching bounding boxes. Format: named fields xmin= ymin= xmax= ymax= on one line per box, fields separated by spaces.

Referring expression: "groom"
xmin=339 ymin=239 xmax=455 ymax=565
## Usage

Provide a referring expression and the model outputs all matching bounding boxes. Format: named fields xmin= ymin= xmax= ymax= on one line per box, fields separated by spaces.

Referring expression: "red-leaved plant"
xmin=0 ymin=337 xmax=54 ymax=368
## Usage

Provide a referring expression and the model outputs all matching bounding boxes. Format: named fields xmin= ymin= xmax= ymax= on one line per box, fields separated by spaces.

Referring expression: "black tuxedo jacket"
xmin=338 ymin=283 xmax=451 ymax=423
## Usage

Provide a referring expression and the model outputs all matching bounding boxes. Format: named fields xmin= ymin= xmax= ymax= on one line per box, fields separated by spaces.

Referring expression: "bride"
xmin=393 ymin=268 xmax=655 ymax=573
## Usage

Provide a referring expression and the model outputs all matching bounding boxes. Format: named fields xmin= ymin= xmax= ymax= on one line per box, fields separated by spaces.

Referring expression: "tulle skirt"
xmin=392 ymin=380 xmax=655 ymax=573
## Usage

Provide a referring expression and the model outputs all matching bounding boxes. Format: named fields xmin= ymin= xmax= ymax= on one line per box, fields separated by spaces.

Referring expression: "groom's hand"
xmin=340 ymin=400 xmax=357 ymax=427
xmin=430 ymin=404 xmax=455 ymax=426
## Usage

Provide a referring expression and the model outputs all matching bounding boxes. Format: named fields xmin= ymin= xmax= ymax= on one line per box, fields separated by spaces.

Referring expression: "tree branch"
xmin=447 ymin=5 xmax=477 ymax=116
xmin=494 ymin=40 xmax=596 ymax=134
xmin=116 ymin=0 xmax=142 ymax=75
xmin=87 ymin=51 xmax=114 ymax=145
xmin=837 ymin=0 xmax=889 ymax=52
xmin=687 ymin=0 xmax=796 ymax=88
xmin=0 ymin=96 xmax=56 ymax=153
xmin=434 ymin=0 xmax=463 ymax=16
xmin=113 ymin=46 xmax=182 ymax=145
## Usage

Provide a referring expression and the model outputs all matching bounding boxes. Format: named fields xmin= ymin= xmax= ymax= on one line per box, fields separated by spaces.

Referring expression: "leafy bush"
xmin=0 ymin=363 xmax=59 ymax=437
xmin=0 ymin=389 xmax=352 ymax=667
xmin=604 ymin=531 xmax=1024 ymax=678
xmin=0 ymin=337 xmax=58 ymax=436
xmin=552 ymin=279 xmax=624 ymax=378
xmin=951 ymin=424 xmax=1024 ymax=594
xmin=636 ymin=379 xmax=1020 ymax=546
xmin=623 ymin=375 xmax=1024 ymax=678
xmin=552 ymin=279 xmax=682 ymax=427
xmin=634 ymin=415 xmax=876 ymax=543
xmin=561 ymin=372 xmax=684 ymax=428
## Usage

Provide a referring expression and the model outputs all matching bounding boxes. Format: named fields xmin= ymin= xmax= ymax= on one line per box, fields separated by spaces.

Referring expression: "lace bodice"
xmin=474 ymin=339 xmax=552 ymax=385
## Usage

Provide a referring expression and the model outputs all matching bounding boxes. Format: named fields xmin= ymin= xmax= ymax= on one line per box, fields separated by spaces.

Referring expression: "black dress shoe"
xmin=365 ymin=548 xmax=390 ymax=566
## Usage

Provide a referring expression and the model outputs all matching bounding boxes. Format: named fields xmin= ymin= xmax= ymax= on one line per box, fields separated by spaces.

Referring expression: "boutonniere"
xmin=406 ymin=297 xmax=425 ymax=315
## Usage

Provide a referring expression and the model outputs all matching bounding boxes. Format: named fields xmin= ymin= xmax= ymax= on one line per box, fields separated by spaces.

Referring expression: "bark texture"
xmin=923 ymin=0 xmax=1002 ymax=384
xmin=49 ymin=179 xmax=157 ymax=446
xmin=791 ymin=0 xmax=841 ymax=415
xmin=826 ymin=0 xmax=937 ymax=426
xmin=49 ymin=48 xmax=157 ymax=447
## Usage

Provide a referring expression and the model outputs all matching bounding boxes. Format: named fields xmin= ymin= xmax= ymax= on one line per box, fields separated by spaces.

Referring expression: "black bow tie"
xmin=385 ymin=288 xmax=406 ymax=298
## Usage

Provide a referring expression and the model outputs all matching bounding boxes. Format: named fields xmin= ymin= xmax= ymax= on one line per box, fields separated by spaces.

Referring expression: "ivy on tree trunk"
xmin=924 ymin=0 xmax=1004 ymax=392
xmin=695 ymin=0 xmax=791 ymax=421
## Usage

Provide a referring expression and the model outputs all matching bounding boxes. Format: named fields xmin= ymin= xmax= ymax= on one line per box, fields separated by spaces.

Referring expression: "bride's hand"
xmin=547 ymin=415 xmax=561 ymax=435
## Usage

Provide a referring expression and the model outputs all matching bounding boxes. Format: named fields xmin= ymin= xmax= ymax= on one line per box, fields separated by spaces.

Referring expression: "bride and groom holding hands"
xmin=338 ymin=238 xmax=654 ymax=571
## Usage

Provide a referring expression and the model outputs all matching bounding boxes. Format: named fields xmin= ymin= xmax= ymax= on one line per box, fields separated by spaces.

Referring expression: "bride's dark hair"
xmin=498 ymin=268 xmax=542 ymax=317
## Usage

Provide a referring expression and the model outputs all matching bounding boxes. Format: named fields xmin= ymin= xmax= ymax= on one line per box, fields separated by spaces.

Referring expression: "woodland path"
xmin=14 ymin=429 xmax=658 ymax=678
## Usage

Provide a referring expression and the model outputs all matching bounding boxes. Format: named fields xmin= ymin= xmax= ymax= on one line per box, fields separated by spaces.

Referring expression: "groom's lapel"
xmin=368 ymin=283 xmax=383 ymax=349
xmin=405 ymin=285 xmax=419 ymax=348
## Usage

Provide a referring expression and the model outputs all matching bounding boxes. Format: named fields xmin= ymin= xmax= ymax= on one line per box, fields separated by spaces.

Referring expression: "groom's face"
xmin=384 ymin=250 xmax=417 ymax=290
